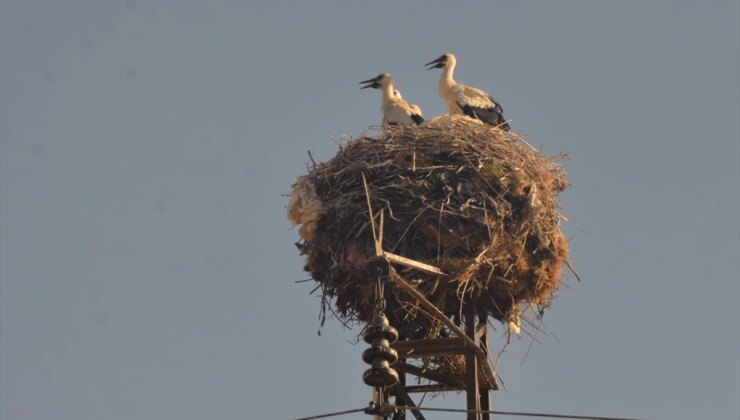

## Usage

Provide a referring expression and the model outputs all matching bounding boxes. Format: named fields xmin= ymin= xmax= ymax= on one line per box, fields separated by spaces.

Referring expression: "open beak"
xmin=359 ymin=76 xmax=381 ymax=89
xmin=424 ymin=55 xmax=445 ymax=70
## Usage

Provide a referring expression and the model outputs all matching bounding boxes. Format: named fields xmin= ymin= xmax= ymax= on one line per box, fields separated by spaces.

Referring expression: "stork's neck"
xmin=439 ymin=62 xmax=456 ymax=95
xmin=381 ymin=82 xmax=396 ymax=107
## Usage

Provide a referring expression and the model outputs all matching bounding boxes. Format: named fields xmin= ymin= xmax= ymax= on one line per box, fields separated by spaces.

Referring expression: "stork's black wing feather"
xmin=457 ymin=101 xmax=510 ymax=131
xmin=488 ymin=96 xmax=504 ymax=115
xmin=410 ymin=114 xmax=424 ymax=125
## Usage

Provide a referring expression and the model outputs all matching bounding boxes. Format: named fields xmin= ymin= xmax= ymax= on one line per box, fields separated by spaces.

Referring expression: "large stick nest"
xmin=292 ymin=124 xmax=570 ymax=341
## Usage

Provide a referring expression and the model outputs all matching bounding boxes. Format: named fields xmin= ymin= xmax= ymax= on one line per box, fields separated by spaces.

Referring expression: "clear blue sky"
xmin=1 ymin=1 xmax=738 ymax=419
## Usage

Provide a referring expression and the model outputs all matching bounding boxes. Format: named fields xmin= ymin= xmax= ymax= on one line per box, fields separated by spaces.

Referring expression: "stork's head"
xmin=359 ymin=73 xmax=392 ymax=90
xmin=425 ymin=53 xmax=455 ymax=70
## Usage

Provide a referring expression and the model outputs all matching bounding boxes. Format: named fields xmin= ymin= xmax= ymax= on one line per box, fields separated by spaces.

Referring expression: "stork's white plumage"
xmin=420 ymin=113 xmax=483 ymax=129
xmin=360 ymin=73 xmax=424 ymax=126
xmin=425 ymin=53 xmax=510 ymax=130
xmin=393 ymin=89 xmax=423 ymax=117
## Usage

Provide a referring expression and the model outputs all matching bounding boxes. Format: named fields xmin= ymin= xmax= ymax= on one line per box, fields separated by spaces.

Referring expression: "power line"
xmin=399 ymin=405 xmax=644 ymax=420
xmin=295 ymin=405 xmax=645 ymax=420
xmin=294 ymin=408 xmax=366 ymax=420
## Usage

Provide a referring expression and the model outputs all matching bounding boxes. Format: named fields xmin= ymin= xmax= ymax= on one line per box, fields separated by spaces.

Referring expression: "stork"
xmin=360 ymin=73 xmax=424 ymax=126
xmin=393 ymin=89 xmax=423 ymax=117
xmin=425 ymin=53 xmax=510 ymax=130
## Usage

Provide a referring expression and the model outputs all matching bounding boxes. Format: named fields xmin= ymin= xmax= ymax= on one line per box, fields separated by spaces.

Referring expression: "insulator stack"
xmin=362 ymin=312 xmax=399 ymax=387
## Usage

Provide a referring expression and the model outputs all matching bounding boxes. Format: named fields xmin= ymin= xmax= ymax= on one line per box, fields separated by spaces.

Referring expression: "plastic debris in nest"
xmin=289 ymin=124 xmax=571 ymax=340
xmin=288 ymin=176 xmax=323 ymax=241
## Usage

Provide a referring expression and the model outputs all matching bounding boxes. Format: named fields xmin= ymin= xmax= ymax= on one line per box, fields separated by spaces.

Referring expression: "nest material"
xmin=287 ymin=176 xmax=323 ymax=241
xmin=292 ymin=123 xmax=570 ymax=340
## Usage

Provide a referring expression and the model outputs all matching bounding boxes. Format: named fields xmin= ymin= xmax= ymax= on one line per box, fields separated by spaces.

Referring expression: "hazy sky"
xmin=1 ymin=1 xmax=738 ymax=419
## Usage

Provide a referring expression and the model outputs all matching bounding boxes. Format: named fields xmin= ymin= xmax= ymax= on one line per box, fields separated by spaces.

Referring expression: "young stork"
xmin=425 ymin=53 xmax=510 ymax=130
xmin=360 ymin=73 xmax=424 ymax=126
xmin=393 ymin=89 xmax=423 ymax=118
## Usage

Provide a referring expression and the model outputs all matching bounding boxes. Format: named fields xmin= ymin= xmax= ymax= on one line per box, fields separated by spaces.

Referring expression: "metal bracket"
xmin=364 ymin=401 xmax=398 ymax=416
xmin=367 ymin=256 xmax=392 ymax=283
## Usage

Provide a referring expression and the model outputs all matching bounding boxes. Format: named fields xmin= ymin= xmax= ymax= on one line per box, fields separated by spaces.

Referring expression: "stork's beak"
xmin=359 ymin=76 xmax=381 ymax=89
xmin=424 ymin=55 xmax=446 ymax=70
